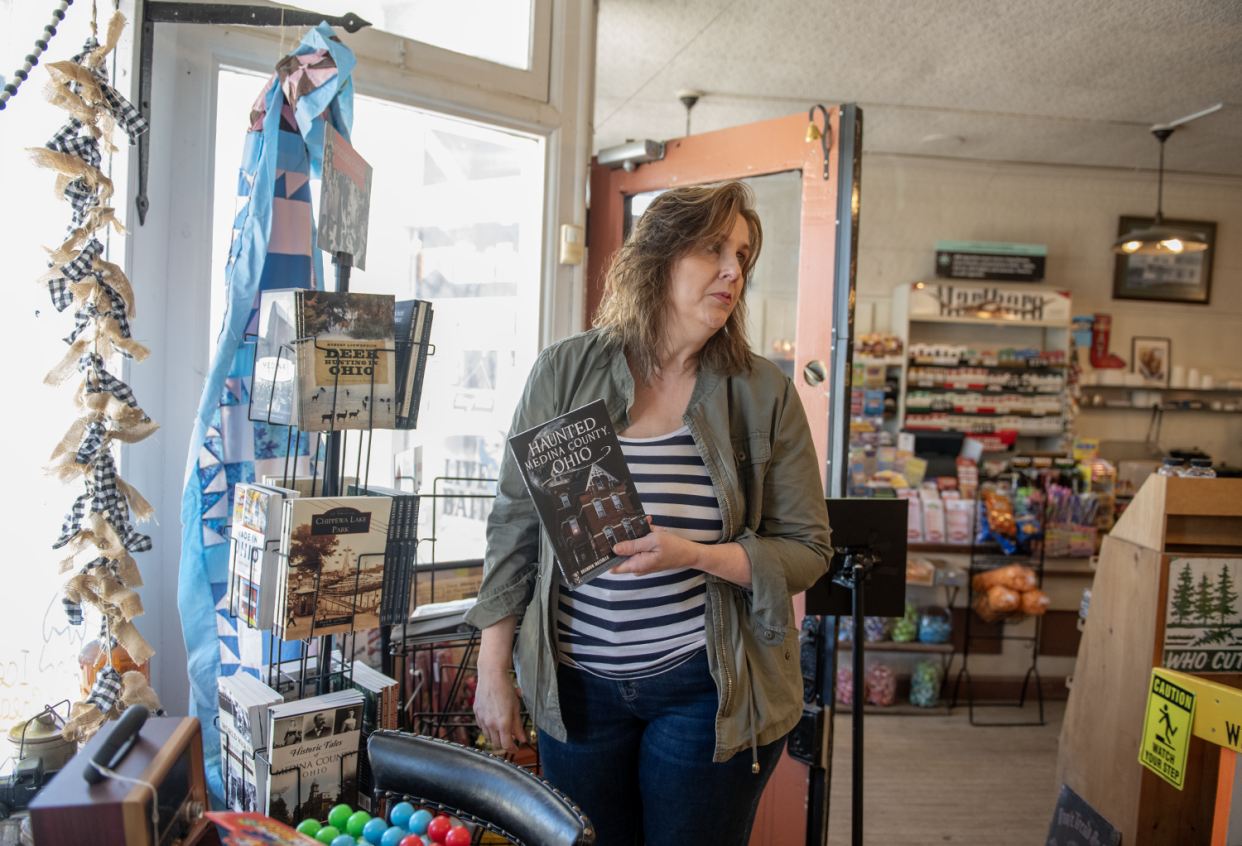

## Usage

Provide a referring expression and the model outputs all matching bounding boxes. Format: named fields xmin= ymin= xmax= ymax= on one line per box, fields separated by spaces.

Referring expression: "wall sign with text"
xmin=935 ymin=240 xmax=1046 ymax=282
xmin=908 ymin=282 xmax=1071 ymax=324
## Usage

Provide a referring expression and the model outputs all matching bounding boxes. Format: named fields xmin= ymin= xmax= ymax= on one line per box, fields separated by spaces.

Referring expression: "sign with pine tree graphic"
xmin=1164 ymin=558 xmax=1242 ymax=672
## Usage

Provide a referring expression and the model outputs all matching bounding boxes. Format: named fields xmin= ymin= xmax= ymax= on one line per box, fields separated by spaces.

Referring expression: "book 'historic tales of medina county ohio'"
xmin=508 ymin=399 xmax=651 ymax=588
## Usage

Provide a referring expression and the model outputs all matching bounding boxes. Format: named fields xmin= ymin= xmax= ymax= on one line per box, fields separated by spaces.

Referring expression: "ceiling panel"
xmin=595 ymin=0 xmax=1242 ymax=174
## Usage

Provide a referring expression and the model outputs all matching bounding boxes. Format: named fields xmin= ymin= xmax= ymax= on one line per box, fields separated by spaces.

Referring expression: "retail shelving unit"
xmin=891 ymin=281 xmax=1073 ymax=457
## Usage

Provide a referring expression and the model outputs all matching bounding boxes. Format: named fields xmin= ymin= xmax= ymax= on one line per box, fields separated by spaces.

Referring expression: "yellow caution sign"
xmin=1139 ymin=671 xmax=1196 ymax=790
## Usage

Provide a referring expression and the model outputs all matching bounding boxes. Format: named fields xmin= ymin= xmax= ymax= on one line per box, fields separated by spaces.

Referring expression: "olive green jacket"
xmin=463 ymin=329 xmax=832 ymax=763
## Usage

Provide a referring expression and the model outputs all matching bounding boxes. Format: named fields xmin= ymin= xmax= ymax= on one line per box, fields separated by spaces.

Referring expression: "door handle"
xmin=803 ymin=359 xmax=827 ymax=386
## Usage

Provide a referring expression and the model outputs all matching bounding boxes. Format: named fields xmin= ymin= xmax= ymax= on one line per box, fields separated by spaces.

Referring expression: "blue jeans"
xmin=538 ymin=649 xmax=787 ymax=846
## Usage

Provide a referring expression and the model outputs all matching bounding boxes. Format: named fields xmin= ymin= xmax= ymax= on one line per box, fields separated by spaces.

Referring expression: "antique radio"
xmin=30 ymin=709 xmax=213 ymax=846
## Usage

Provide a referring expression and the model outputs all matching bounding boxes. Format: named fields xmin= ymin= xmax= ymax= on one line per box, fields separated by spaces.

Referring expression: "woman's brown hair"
xmin=593 ymin=181 xmax=762 ymax=381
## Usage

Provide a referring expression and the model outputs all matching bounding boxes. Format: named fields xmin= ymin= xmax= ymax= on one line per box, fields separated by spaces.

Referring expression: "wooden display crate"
xmin=1056 ymin=475 xmax=1242 ymax=845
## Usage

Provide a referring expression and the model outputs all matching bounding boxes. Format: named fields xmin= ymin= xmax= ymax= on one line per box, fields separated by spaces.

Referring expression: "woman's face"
xmin=666 ymin=213 xmax=751 ymax=344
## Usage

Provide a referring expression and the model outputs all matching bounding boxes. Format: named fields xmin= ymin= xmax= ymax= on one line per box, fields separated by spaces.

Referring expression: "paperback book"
xmin=349 ymin=483 xmax=420 ymax=626
xmin=295 ymin=290 xmax=397 ymax=431
xmin=265 ymin=690 xmax=364 ymax=826
xmin=218 ymin=673 xmax=283 ymax=813
xmin=392 ymin=299 xmax=434 ymax=430
xmin=275 ymin=496 xmax=394 ymax=640
xmin=342 ymin=661 xmax=399 ymax=733
xmin=229 ymin=482 xmax=299 ymax=630
xmin=262 ymin=476 xmax=357 ymax=498
xmin=318 ymin=125 xmax=372 ymax=270
xmin=250 ymin=289 xmax=301 ymax=426
xmin=507 ymin=399 xmax=650 ymax=588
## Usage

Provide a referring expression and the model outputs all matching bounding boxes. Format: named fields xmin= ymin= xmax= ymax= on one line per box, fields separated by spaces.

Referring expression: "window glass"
xmin=285 ymin=1 xmax=534 ymax=70
xmin=211 ymin=72 xmax=545 ymax=567
xmin=593 ymin=499 xmax=606 ymax=518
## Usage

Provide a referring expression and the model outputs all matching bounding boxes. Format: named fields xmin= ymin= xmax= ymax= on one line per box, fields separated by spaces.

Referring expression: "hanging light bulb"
xmin=1112 ymin=126 xmax=1209 ymax=255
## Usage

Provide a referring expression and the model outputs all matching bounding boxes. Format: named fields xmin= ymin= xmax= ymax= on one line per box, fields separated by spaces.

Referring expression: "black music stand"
xmin=804 ymin=498 xmax=907 ymax=846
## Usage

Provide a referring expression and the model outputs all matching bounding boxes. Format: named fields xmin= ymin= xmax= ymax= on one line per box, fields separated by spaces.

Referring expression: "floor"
xmin=825 ymin=701 xmax=1065 ymax=845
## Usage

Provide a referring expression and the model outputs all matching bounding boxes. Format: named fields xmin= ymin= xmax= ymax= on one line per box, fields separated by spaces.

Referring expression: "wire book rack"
xmin=229 ymin=314 xmax=532 ymax=771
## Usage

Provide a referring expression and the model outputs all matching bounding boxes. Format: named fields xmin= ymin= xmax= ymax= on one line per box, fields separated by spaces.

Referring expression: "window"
xmin=210 ymin=74 xmax=545 ymax=565
xmin=567 ymin=516 xmax=580 ymax=536
xmin=286 ymin=0 xmax=535 ymax=69
xmin=610 ymin=493 xmax=623 ymax=512
xmin=603 ymin=526 xmax=617 ymax=545
xmin=592 ymin=499 xmax=607 ymax=518
xmin=622 ymin=518 xmax=636 ymax=539
xmin=559 ymin=493 xmax=570 ymax=508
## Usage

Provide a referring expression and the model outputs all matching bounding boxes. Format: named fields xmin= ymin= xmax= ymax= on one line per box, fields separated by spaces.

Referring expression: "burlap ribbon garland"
xmin=40 ymin=18 xmax=163 ymax=744
xmin=26 ymin=148 xmax=114 ymax=204
xmin=62 ymin=669 xmax=164 ymax=744
xmin=86 ymin=12 xmax=126 ymax=70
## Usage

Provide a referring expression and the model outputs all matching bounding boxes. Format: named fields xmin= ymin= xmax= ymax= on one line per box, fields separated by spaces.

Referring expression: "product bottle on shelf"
xmin=1157 ymin=457 xmax=1183 ymax=477
xmin=1179 ymin=458 xmax=1216 ymax=478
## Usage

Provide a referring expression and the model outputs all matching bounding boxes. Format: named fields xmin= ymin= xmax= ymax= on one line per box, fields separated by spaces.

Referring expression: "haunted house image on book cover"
xmin=508 ymin=399 xmax=651 ymax=588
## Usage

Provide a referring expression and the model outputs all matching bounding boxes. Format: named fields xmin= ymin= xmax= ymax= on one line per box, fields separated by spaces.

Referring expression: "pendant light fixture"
xmin=1112 ymin=125 xmax=1208 ymax=256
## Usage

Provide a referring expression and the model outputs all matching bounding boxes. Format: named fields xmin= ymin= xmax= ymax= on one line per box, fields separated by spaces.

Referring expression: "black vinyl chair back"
xmin=367 ymin=732 xmax=594 ymax=846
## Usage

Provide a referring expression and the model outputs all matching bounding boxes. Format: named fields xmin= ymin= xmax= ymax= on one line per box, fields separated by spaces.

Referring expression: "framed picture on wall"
xmin=1112 ymin=216 xmax=1216 ymax=304
xmin=1132 ymin=336 xmax=1171 ymax=387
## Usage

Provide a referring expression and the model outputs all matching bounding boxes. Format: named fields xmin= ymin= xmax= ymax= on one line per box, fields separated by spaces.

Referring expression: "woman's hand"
xmin=611 ymin=523 xmax=755 ymax=588
xmin=473 ymin=667 xmax=526 ymax=754
xmin=609 ymin=525 xmax=700 ymax=576
xmin=474 ymin=617 xmax=526 ymax=754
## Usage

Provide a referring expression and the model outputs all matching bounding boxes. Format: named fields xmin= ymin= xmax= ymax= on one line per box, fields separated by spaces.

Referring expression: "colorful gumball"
xmin=331 ymin=835 xmax=356 ymax=846
xmin=425 ymin=816 xmax=451 ymax=844
xmin=380 ymin=826 xmax=408 ymax=846
xmin=297 ymin=820 xmax=323 ymax=837
xmin=398 ymin=837 xmax=425 ymax=846
xmin=443 ymin=827 xmax=470 ymax=846
xmin=389 ymin=802 xmax=416 ymax=829
xmin=347 ymin=811 xmax=372 ymax=838
xmin=407 ymin=811 xmax=433 ymax=836
xmin=362 ymin=818 xmax=388 ymax=845
xmin=329 ymin=806 xmax=354 ymax=830
xmin=315 ymin=827 xmax=341 ymax=845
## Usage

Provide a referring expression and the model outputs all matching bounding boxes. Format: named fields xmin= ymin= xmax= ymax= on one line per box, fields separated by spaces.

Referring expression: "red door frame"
xmin=585 ymin=109 xmax=850 ymax=846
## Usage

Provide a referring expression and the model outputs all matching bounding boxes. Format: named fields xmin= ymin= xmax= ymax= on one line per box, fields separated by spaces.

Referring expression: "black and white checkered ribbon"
xmin=46 ymin=117 xmax=101 ymax=172
xmin=86 ymin=664 xmax=123 ymax=712
xmin=75 ymin=420 xmax=107 ymax=464
xmin=78 ymin=351 xmax=139 ymax=407
xmin=48 ymin=238 xmax=104 ymax=311
xmin=53 ymin=452 xmax=151 ymax=553
xmin=65 ymin=285 xmax=133 ymax=348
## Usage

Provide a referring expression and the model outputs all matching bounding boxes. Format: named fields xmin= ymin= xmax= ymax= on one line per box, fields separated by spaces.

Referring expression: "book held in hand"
xmin=508 ymin=399 xmax=651 ymax=588
xmin=264 ymin=690 xmax=365 ymax=825
xmin=276 ymin=496 xmax=393 ymax=640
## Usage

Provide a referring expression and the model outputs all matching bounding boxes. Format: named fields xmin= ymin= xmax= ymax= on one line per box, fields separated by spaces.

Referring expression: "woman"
xmin=465 ymin=182 xmax=832 ymax=846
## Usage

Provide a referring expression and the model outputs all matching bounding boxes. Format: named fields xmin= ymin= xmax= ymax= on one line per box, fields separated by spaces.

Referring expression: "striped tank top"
xmin=555 ymin=426 xmax=722 ymax=679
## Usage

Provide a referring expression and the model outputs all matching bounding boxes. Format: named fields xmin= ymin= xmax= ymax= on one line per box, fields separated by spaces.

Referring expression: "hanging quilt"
xmin=177 ymin=23 xmax=356 ymax=799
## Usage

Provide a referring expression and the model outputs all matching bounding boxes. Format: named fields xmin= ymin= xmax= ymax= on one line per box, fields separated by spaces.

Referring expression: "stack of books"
xmin=228 ymin=482 xmax=299 ymax=630
xmin=344 ymin=660 xmax=399 ymax=733
xmin=265 ymin=690 xmax=366 ymax=826
xmin=250 ymin=290 xmax=434 ymax=432
xmin=349 ymin=483 xmax=420 ymax=626
xmin=218 ymin=673 xmax=283 ymax=813
xmin=274 ymin=496 xmax=395 ymax=641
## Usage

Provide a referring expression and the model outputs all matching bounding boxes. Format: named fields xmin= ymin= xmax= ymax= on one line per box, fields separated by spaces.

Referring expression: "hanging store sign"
xmin=908 ymin=282 xmax=1071 ymax=323
xmin=935 ymin=241 xmax=1047 ymax=282
xmin=1163 ymin=557 xmax=1242 ymax=673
